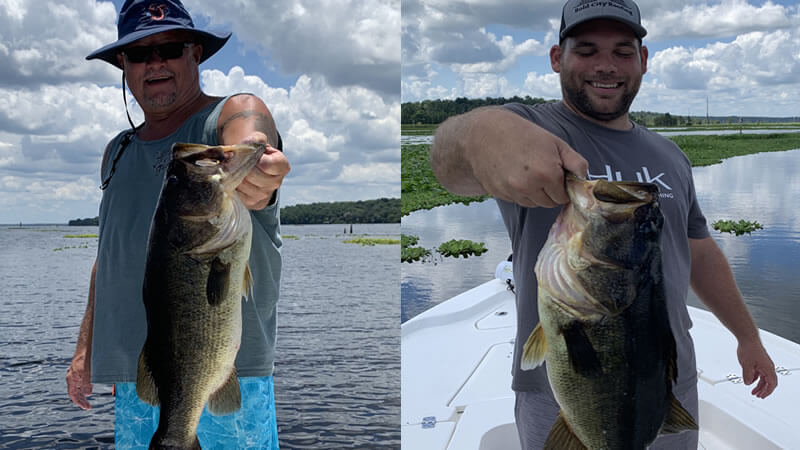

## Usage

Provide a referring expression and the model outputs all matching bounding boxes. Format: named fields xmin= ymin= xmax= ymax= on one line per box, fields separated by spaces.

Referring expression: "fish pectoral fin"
xmin=136 ymin=348 xmax=159 ymax=406
xmin=521 ymin=322 xmax=547 ymax=371
xmin=660 ymin=392 xmax=699 ymax=434
xmin=207 ymin=369 xmax=242 ymax=416
xmin=242 ymin=263 xmax=253 ymax=301
xmin=562 ymin=322 xmax=603 ymax=377
xmin=544 ymin=411 xmax=587 ymax=450
xmin=207 ymin=257 xmax=232 ymax=306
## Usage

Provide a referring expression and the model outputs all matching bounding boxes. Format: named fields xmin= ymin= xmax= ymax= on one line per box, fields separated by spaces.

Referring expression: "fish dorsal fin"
xmin=207 ymin=257 xmax=231 ymax=306
xmin=136 ymin=346 xmax=159 ymax=406
xmin=544 ymin=411 xmax=587 ymax=450
xmin=207 ymin=369 xmax=242 ymax=415
xmin=242 ymin=263 xmax=253 ymax=301
xmin=660 ymin=392 xmax=698 ymax=434
xmin=521 ymin=322 xmax=546 ymax=371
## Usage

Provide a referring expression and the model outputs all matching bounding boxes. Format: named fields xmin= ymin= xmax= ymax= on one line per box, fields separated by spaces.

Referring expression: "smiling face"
xmin=551 ymin=19 xmax=648 ymax=129
xmin=117 ymin=30 xmax=204 ymax=116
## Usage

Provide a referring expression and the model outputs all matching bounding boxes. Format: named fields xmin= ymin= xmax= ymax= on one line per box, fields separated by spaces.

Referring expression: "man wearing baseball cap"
xmin=66 ymin=1 xmax=289 ymax=447
xmin=431 ymin=0 xmax=777 ymax=448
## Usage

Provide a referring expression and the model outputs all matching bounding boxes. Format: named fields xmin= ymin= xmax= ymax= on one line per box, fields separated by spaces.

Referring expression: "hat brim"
xmin=560 ymin=16 xmax=647 ymax=40
xmin=86 ymin=27 xmax=231 ymax=68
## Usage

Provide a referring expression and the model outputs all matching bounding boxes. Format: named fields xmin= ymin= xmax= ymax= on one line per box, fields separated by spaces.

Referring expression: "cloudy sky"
xmin=403 ymin=0 xmax=800 ymax=119
xmin=0 ymin=0 xmax=399 ymax=224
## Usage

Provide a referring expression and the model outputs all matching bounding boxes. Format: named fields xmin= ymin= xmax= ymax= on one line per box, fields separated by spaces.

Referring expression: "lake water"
xmin=401 ymin=149 xmax=800 ymax=346
xmin=0 ymin=223 xmax=400 ymax=449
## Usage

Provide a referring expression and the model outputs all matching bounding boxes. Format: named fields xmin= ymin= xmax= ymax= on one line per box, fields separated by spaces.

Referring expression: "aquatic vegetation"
xmin=670 ymin=133 xmax=800 ymax=167
xmin=343 ymin=237 xmax=401 ymax=246
xmin=712 ymin=220 xmax=764 ymax=236
xmin=402 ymin=144 xmax=487 ymax=216
xmin=53 ymin=244 xmax=90 ymax=251
xmin=437 ymin=239 xmax=488 ymax=258
xmin=64 ymin=234 xmax=98 ymax=238
xmin=402 ymin=246 xmax=432 ymax=263
xmin=401 ymin=234 xmax=431 ymax=263
xmin=282 ymin=235 xmax=299 ymax=240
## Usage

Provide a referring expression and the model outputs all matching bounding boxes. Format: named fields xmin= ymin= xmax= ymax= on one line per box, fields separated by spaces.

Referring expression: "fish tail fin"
xmin=242 ymin=263 xmax=253 ymax=301
xmin=660 ymin=392 xmax=699 ymax=434
xmin=148 ymin=431 xmax=201 ymax=449
xmin=521 ymin=322 xmax=546 ymax=371
xmin=544 ymin=411 xmax=587 ymax=450
xmin=207 ymin=369 xmax=242 ymax=415
xmin=136 ymin=346 xmax=159 ymax=406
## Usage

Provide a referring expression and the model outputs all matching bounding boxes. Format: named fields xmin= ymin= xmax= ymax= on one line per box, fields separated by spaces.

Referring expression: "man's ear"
xmin=550 ymin=44 xmax=563 ymax=73
xmin=192 ymin=44 xmax=203 ymax=64
xmin=641 ymin=44 xmax=648 ymax=75
xmin=116 ymin=53 xmax=124 ymax=68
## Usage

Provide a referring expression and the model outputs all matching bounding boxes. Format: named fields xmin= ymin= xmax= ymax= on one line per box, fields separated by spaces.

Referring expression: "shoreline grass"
xmin=402 ymin=132 xmax=800 ymax=215
xmin=64 ymin=234 xmax=98 ymax=238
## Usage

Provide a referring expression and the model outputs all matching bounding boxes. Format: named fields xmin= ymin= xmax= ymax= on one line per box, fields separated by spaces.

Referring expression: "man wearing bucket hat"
xmin=66 ymin=0 xmax=289 ymax=447
xmin=431 ymin=0 xmax=777 ymax=448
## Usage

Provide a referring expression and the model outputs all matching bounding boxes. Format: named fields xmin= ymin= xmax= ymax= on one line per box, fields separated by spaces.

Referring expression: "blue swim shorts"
xmin=114 ymin=376 xmax=279 ymax=449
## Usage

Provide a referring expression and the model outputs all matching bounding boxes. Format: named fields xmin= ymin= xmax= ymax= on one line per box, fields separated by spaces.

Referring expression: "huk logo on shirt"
xmin=588 ymin=165 xmax=675 ymax=199
xmin=147 ymin=4 xmax=168 ymax=21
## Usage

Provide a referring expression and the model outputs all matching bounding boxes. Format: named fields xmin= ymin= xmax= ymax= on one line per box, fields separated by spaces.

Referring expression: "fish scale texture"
xmin=115 ymin=377 xmax=279 ymax=449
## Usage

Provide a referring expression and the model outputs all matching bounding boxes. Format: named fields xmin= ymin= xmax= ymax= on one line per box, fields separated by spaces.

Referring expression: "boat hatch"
xmin=449 ymin=342 xmax=515 ymax=406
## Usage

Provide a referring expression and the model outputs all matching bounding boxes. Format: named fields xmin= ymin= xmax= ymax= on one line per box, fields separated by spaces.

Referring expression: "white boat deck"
xmin=401 ymin=277 xmax=800 ymax=449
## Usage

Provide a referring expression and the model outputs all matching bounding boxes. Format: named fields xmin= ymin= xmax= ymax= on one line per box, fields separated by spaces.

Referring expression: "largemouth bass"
xmin=138 ymin=142 xmax=265 ymax=449
xmin=522 ymin=174 xmax=698 ymax=449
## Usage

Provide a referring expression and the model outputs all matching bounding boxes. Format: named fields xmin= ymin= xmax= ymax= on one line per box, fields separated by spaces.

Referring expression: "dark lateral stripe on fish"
xmin=561 ymin=322 xmax=603 ymax=377
xmin=207 ymin=257 xmax=232 ymax=306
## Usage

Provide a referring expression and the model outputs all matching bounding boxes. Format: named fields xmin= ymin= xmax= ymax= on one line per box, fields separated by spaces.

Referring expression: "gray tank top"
xmin=92 ymin=95 xmax=282 ymax=383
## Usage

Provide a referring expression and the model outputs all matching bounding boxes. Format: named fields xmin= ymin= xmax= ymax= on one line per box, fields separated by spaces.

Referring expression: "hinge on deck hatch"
xmin=776 ymin=366 xmax=792 ymax=376
xmin=422 ymin=416 xmax=437 ymax=429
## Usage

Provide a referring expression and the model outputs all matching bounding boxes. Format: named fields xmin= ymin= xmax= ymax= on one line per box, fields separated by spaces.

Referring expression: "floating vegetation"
xmin=402 ymin=144 xmax=488 ymax=216
xmin=402 ymin=234 xmax=487 ymax=263
xmin=712 ymin=220 xmax=764 ymax=236
xmin=401 ymin=234 xmax=431 ymax=263
xmin=437 ymin=239 xmax=488 ymax=258
xmin=54 ymin=244 xmax=90 ymax=251
xmin=283 ymin=235 xmax=300 ymax=240
xmin=64 ymin=234 xmax=98 ymax=238
xmin=402 ymin=246 xmax=432 ymax=263
xmin=343 ymin=237 xmax=401 ymax=246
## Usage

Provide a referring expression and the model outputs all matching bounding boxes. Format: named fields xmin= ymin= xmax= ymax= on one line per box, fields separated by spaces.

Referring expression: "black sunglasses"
xmin=122 ymin=42 xmax=192 ymax=64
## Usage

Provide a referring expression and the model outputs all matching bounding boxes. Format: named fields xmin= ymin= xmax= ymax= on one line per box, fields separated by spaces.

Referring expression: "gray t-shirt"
xmin=499 ymin=102 xmax=709 ymax=392
xmin=92 ymin=95 xmax=283 ymax=383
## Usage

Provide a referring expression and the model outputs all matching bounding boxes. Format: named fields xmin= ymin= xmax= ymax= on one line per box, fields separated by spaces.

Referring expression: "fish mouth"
xmin=172 ymin=143 xmax=266 ymax=190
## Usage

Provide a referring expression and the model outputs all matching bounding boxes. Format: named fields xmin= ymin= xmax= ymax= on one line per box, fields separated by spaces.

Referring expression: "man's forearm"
xmin=73 ymin=261 xmax=97 ymax=362
xmin=430 ymin=106 xmax=511 ymax=196
xmin=690 ymin=238 xmax=760 ymax=343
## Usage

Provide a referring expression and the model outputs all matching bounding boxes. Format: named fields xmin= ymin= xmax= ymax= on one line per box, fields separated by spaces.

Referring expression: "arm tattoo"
xmin=218 ymin=110 xmax=279 ymax=147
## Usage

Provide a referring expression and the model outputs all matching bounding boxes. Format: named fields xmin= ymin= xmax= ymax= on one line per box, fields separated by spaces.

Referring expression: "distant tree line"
xmin=69 ymin=198 xmax=400 ymax=226
xmin=403 ymin=96 xmax=800 ymax=127
xmin=69 ymin=217 xmax=99 ymax=226
xmin=402 ymin=96 xmax=553 ymax=124
xmin=280 ymin=198 xmax=400 ymax=224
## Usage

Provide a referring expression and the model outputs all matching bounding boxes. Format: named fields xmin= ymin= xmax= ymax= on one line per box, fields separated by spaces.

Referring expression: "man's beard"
xmin=562 ymin=77 xmax=639 ymax=122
